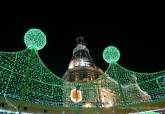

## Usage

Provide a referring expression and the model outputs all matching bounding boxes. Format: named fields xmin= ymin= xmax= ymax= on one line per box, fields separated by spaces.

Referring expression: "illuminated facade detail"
xmin=100 ymin=88 xmax=116 ymax=108
xmin=70 ymin=88 xmax=82 ymax=103
xmin=82 ymin=102 xmax=93 ymax=108
xmin=0 ymin=28 xmax=165 ymax=114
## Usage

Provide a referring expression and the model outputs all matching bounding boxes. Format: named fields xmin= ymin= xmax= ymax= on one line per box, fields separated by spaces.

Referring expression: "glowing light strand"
xmin=0 ymin=28 xmax=164 ymax=110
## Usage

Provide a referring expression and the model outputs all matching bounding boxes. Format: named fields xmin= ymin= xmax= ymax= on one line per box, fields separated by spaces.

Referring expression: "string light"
xmin=0 ymin=28 xmax=164 ymax=112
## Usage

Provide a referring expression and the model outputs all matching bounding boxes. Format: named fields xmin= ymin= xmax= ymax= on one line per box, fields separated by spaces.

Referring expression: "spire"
xmin=68 ymin=36 xmax=95 ymax=69
xmin=76 ymin=36 xmax=85 ymax=45
xmin=63 ymin=36 xmax=104 ymax=82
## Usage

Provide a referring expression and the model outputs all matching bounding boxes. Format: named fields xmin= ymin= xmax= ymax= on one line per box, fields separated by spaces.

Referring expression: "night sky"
xmin=0 ymin=16 xmax=165 ymax=77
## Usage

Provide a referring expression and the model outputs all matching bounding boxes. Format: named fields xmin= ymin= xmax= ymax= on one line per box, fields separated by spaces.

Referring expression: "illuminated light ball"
xmin=24 ymin=28 xmax=46 ymax=50
xmin=103 ymin=46 xmax=120 ymax=63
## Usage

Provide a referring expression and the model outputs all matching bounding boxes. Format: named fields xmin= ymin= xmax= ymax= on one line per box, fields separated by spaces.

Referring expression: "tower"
xmin=62 ymin=37 xmax=104 ymax=107
xmin=63 ymin=37 xmax=103 ymax=82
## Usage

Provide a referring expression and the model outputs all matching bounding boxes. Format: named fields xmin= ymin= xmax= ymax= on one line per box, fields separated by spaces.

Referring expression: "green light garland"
xmin=0 ymin=28 xmax=165 ymax=112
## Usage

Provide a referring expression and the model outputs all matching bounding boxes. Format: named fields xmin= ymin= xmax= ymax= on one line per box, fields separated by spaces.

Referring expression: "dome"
xmin=62 ymin=37 xmax=104 ymax=82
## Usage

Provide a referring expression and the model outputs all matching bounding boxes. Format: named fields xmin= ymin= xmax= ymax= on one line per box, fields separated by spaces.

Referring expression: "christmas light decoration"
xmin=103 ymin=46 xmax=120 ymax=63
xmin=24 ymin=28 xmax=46 ymax=50
xmin=0 ymin=28 xmax=164 ymax=113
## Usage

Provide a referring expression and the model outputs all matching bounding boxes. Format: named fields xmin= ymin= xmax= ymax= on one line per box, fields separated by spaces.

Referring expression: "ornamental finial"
xmin=76 ymin=36 xmax=85 ymax=45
